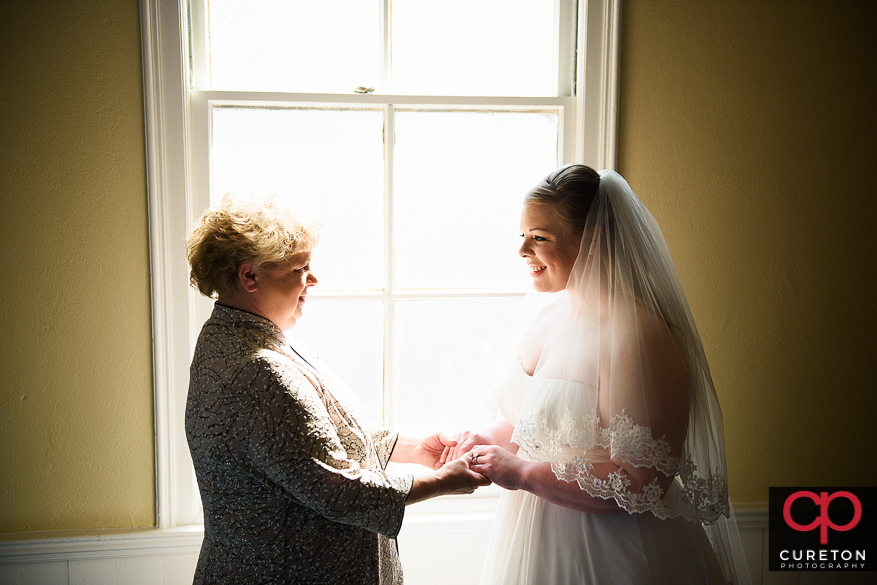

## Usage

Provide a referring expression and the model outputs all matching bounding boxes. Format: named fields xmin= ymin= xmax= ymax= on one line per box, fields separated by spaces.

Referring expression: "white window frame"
xmin=140 ymin=0 xmax=621 ymax=528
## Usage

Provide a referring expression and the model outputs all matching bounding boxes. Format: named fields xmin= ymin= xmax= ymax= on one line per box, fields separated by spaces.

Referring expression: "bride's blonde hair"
xmin=523 ymin=164 xmax=601 ymax=238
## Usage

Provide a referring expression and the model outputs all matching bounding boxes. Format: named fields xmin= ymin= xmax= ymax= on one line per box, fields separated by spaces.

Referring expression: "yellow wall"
xmin=0 ymin=0 xmax=155 ymax=532
xmin=1 ymin=0 xmax=874 ymax=534
xmin=618 ymin=1 xmax=877 ymax=502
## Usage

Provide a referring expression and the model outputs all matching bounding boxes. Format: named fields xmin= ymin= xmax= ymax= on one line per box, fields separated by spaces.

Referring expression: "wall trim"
xmin=1 ymin=508 xmax=767 ymax=565
xmin=733 ymin=506 xmax=770 ymax=531
xmin=139 ymin=0 xmax=200 ymax=529
xmin=575 ymin=0 xmax=622 ymax=169
xmin=0 ymin=527 xmax=203 ymax=565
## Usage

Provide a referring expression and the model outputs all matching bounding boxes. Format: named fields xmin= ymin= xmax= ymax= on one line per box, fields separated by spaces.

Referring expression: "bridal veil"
xmin=489 ymin=167 xmax=751 ymax=584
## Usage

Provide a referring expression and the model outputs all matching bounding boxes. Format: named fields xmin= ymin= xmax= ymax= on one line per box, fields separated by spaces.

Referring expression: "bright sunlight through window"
xmin=199 ymin=0 xmax=572 ymax=435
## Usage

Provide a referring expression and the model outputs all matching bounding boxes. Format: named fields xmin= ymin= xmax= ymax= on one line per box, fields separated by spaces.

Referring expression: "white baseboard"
xmin=0 ymin=527 xmax=203 ymax=585
xmin=0 ymin=526 xmax=203 ymax=564
xmin=5 ymin=507 xmax=862 ymax=585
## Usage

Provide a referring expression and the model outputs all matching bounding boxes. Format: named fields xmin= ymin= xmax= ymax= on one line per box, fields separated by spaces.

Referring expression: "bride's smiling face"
xmin=519 ymin=203 xmax=581 ymax=293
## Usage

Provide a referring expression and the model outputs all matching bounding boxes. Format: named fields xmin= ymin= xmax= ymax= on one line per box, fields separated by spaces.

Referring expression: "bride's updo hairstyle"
xmin=523 ymin=164 xmax=601 ymax=238
xmin=186 ymin=192 xmax=320 ymax=299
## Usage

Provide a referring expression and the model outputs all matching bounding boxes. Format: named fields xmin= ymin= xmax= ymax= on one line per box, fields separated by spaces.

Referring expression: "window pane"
xmin=392 ymin=0 xmax=556 ymax=96
xmin=394 ymin=109 xmax=558 ymax=290
xmin=207 ymin=0 xmax=380 ymax=93
xmin=395 ymin=298 xmax=524 ymax=433
xmin=211 ymin=106 xmax=385 ymax=290
xmin=289 ymin=300 xmax=384 ymax=425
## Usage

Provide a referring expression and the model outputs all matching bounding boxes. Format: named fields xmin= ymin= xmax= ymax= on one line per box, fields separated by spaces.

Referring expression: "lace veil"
xmin=490 ymin=167 xmax=750 ymax=584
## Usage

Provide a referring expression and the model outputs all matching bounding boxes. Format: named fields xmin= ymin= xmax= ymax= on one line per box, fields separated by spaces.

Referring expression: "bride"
xmin=448 ymin=165 xmax=751 ymax=584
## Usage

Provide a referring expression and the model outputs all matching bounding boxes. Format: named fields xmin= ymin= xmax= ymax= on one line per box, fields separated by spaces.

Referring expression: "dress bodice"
xmin=498 ymin=362 xmax=611 ymax=464
xmin=498 ymin=362 xmax=597 ymax=425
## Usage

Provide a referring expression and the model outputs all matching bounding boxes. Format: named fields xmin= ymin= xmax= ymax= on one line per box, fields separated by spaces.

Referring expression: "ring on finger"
xmin=470 ymin=452 xmax=479 ymax=465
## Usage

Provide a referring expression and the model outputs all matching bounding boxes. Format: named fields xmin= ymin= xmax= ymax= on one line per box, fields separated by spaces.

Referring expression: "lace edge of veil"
xmin=512 ymin=409 xmax=731 ymax=524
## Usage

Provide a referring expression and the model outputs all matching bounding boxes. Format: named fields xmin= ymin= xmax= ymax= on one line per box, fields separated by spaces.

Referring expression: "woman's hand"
xmin=409 ymin=432 xmax=457 ymax=470
xmin=406 ymin=454 xmax=491 ymax=505
xmin=467 ymin=445 xmax=528 ymax=491
xmin=443 ymin=430 xmax=493 ymax=463
xmin=435 ymin=455 xmax=492 ymax=496
xmin=443 ymin=420 xmax=517 ymax=463
xmin=391 ymin=433 xmax=459 ymax=469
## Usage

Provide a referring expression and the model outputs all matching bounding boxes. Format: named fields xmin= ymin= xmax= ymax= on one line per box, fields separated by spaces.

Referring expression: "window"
xmin=140 ymin=0 xmax=621 ymax=528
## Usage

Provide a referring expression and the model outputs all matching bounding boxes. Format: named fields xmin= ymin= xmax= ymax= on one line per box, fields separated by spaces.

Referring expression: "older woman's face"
xmin=253 ymin=250 xmax=317 ymax=331
xmin=519 ymin=203 xmax=581 ymax=293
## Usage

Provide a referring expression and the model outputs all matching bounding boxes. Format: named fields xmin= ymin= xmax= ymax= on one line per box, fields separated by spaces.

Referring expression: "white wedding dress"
xmin=479 ymin=362 xmax=729 ymax=585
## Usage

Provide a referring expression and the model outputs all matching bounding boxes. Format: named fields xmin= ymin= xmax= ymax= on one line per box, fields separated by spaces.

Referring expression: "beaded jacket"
xmin=186 ymin=304 xmax=413 ymax=584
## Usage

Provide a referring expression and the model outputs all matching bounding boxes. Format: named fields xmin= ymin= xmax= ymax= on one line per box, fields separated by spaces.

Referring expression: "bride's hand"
xmin=467 ymin=445 xmax=527 ymax=491
xmin=443 ymin=430 xmax=495 ymax=464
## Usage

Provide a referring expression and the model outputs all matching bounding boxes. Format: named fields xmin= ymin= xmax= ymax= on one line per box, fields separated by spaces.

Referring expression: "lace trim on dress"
xmin=513 ymin=409 xmax=730 ymax=523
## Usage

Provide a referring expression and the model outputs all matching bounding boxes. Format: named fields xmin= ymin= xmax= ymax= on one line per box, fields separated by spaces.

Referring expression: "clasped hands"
xmin=411 ymin=429 xmax=526 ymax=492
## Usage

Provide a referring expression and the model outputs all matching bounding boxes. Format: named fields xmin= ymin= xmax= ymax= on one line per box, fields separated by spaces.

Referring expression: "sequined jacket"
xmin=186 ymin=304 xmax=414 ymax=584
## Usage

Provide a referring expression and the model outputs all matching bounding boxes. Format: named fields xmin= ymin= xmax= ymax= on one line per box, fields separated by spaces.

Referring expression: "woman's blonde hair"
xmin=186 ymin=192 xmax=321 ymax=298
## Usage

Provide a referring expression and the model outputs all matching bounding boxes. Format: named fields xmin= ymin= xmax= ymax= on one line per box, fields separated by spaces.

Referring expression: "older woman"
xmin=185 ymin=192 xmax=487 ymax=584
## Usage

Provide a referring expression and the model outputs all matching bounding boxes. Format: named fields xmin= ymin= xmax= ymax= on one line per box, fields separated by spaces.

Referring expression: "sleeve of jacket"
xmin=371 ymin=428 xmax=399 ymax=470
xmin=230 ymin=355 xmax=413 ymax=539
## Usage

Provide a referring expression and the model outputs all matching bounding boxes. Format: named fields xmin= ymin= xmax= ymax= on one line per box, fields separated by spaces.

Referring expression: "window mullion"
xmin=556 ymin=0 xmax=577 ymax=97
xmin=188 ymin=0 xmax=210 ymax=90
xmin=383 ymin=103 xmax=396 ymax=428
xmin=310 ymin=291 xmax=527 ymax=301
xmin=380 ymin=0 xmax=391 ymax=93
xmin=560 ymin=101 xmax=576 ymax=165
xmin=191 ymin=90 xmax=571 ymax=108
